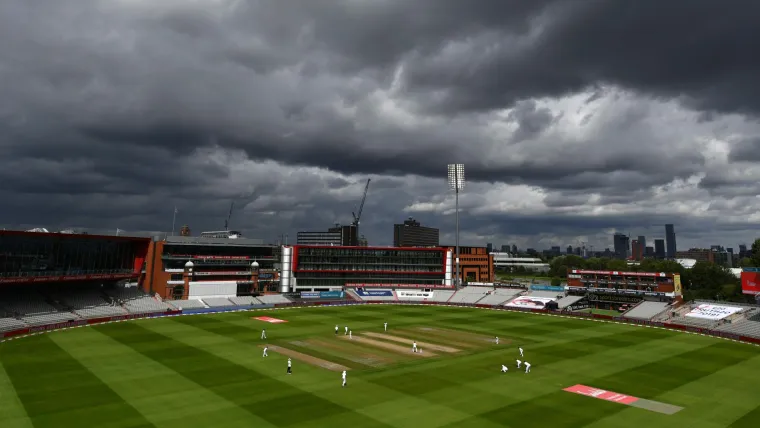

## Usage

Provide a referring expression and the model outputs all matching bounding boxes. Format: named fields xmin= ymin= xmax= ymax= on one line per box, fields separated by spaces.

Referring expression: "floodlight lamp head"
xmin=447 ymin=164 xmax=465 ymax=190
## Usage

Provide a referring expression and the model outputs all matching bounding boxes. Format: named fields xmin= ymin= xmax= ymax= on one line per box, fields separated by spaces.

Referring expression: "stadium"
xmin=1 ymin=230 xmax=760 ymax=427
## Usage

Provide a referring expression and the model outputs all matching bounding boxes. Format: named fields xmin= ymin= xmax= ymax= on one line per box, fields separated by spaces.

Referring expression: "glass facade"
xmin=0 ymin=234 xmax=143 ymax=278
xmin=161 ymin=245 xmax=278 ymax=270
xmin=293 ymin=246 xmax=445 ymax=287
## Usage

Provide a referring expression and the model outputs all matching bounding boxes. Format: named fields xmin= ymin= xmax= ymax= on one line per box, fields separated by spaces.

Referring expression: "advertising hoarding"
xmin=396 ymin=290 xmax=434 ymax=299
xmin=685 ymin=304 xmax=743 ymax=320
xmin=355 ymin=289 xmax=394 ymax=297
xmin=741 ymin=271 xmax=760 ymax=295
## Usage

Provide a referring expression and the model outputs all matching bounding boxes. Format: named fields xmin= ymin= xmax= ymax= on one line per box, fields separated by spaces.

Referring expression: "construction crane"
xmin=224 ymin=201 xmax=235 ymax=231
xmin=351 ymin=179 xmax=371 ymax=244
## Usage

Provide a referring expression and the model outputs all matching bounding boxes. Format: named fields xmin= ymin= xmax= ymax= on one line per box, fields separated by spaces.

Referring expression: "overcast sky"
xmin=2 ymin=0 xmax=760 ymax=251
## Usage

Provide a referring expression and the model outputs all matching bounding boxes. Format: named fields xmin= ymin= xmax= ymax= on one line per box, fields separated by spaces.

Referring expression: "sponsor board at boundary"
xmin=685 ymin=304 xmax=743 ymax=320
xmin=396 ymin=290 xmax=434 ymax=299
xmin=0 ymin=273 xmax=139 ymax=284
xmin=355 ymin=289 xmax=394 ymax=297
xmin=3 ymin=302 xmax=760 ymax=346
xmin=530 ymin=285 xmax=565 ymax=292
xmin=345 ymin=283 xmax=453 ymax=289
xmin=505 ymin=296 xmax=555 ymax=308
xmin=301 ymin=291 xmax=345 ymax=299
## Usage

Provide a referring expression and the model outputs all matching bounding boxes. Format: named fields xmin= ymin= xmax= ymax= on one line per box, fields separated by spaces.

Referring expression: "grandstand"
xmin=166 ymin=299 xmax=206 ymax=310
xmin=430 ymin=289 xmax=456 ymax=302
xmin=448 ymin=286 xmax=493 ymax=304
xmin=556 ymin=295 xmax=585 ymax=309
xmin=202 ymin=297 xmax=237 ymax=307
xmin=623 ymin=301 xmax=671 ymax=320
xmin=228 ymin=296 xmax=263 ymax=306
xmin=477 ymin=288 xmax=522 ymax=306
xmin=257 ymin=294 xmax=292 ymax=305
xmin=104 ymin=286 xmax=173 ymax=314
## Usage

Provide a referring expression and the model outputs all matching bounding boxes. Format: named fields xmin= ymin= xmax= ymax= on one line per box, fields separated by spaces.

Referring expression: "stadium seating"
xmin=669 ymin=316 xmax=718 ymax=328
xmin=478 ymin=288 xmax=522 ymax=306
xmin=50 ymin=290 xmax=128 ymax=318
xmin=165 ymin=299 xmax=206 ymax=310
xmin=525 ymin=291 xmax=563 ymax=299
xmin=429 ymin=290 xmax=456 ymax=302
xmin=0 ymin=289 xmax=80 ymax=326
xmin=255 ymin=294 xmax=292 ymax=304
xmin=202 ymin=297 xmax=236 ymax=307
xmin=0 ymin=317 xmax=28 ymax=333
xmin=21 ymin=312 xmax=80 ymax=326
xmin=623 ymin=301 xmax=671 ymax=320
xmin=714 ymin=317 xmax=760 ymax=338
xmin=104 ymin=286 xmax=173 ymax=314
xmin=448 ymin=286 xmax=493 ymax=304
xmin=556 ymin=295 xmax=585 ymax=309
xmin=228 ymin=296 xmax=263 ymax=306
xmin=351 ymin=289 xmax=397 ymax=301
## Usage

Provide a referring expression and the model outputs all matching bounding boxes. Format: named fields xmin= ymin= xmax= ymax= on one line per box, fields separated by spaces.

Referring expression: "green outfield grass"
xmin=1 ymin=305 xmax=759 ymax=428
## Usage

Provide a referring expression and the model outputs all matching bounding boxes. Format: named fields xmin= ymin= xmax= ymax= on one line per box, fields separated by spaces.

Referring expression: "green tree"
xmin=738 ymin=257 xmax=755 ymax=268
xmin=550 ymin=276 xmax=562 ymax=286
xmin=751 ymin=238 xmax=760 ymax=266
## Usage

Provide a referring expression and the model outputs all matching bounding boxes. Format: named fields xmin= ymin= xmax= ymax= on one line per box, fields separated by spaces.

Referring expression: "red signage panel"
xmin=0 ymin=273 xmax=138 ymax=284
xmin=741 ymin=271 xmax=760 ymax=295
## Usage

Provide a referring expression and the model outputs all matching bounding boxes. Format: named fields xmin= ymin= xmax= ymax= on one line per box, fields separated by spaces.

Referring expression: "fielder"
xmin=345 ymin=326 xmax=348 ymax=335
xmin=349 ymin=330 xmax=352 ymax=339
xmin=335 ymin=325 xmax=338 ymax=335
xmin=412 ymin=341 xmax=418 ymax=353
xmin=524 ymin=362 xmax=531 ymax=374
xmin=263 ymin=346 xmax=268 ymax=357
xmin=519 ymin=347 xmax=524 ymax=357
xmin=495 ymin=336 xmax=499 ymax=345
xmin=516 ymin=359 xmax=522 ymax=369
xmin=261 ymin=329 xmax=267 ymax=339
xmin=501 ymin=364 xmax=508 ymax=373
xmin=342 ymin=370 xmax=347 ymax=387
xmin=384 ymin=322 xmax=388 ymax=331
xmin=287 ymin=358 xmax=292 ymax=374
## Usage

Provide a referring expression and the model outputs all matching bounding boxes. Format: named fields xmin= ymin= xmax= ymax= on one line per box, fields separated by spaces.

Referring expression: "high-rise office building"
xmin=637 ymin=235 xmax=646 ymax=250
xmin=665 ymin=224 xmax=676 ymax=258
xmin=613 ymin=233 xmax=630 ymax=259
xmin=631 ymin=240 xmax=644 ymax=260
xmin=393 ymin=217 xmax=439 ymax=247
xmin=654 ymin=239 xmax=665 ymax=259
xmin=486 ymin=243 xmax=493 ymax=253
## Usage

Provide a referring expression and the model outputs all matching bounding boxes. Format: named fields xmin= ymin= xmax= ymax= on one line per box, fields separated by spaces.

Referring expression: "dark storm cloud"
xmin=402 ymin=1 xmax=760 ymax=116
xmin=1 ymin=0 xmax=760 ymax=248
xmin=727 ymin=137 xmax=760 ymax=163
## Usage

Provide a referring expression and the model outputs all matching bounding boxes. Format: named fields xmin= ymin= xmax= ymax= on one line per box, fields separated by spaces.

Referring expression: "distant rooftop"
xmin=164 ymin=235 xmax=269 ymax=247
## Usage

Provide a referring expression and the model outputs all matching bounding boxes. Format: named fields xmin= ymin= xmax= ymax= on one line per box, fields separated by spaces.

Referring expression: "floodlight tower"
xmin=447 ymin=164 xmax=465 ymax=287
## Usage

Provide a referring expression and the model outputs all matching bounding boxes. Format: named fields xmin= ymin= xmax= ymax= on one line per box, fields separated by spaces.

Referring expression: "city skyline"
xmin=2 ymin=2 xmax=760 ymax=251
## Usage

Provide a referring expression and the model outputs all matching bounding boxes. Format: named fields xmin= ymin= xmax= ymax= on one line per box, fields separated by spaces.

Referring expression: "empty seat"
xmin=624 ymin=301 xmax=670 ymax=320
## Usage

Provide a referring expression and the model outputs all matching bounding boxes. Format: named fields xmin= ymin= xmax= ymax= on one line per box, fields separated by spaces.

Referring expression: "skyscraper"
xmin=637 ymin=235 xmax=646 ymax=250
xmin=654 ymin=239 xmax=665 ymax=259
xmin=613 ymin=233 xmax=630 ymax=259
xmin=631 ymin=240 xmax=644 ymax=261
xmin=665 ymin=224 xmax=676 ymax=258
